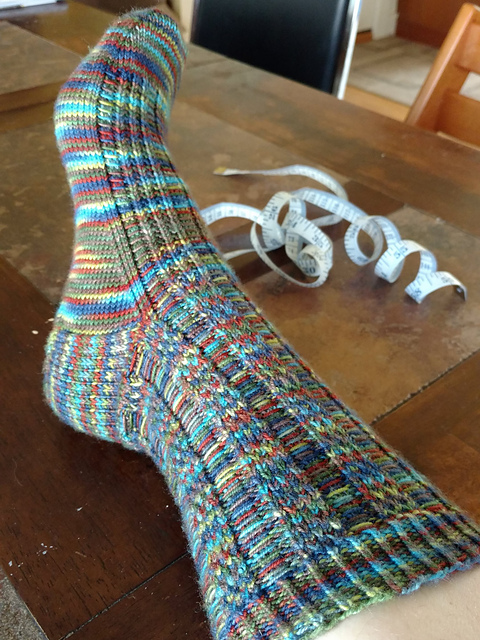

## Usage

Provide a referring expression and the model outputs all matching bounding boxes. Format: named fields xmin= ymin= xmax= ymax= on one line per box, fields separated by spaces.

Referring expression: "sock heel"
xmin=44 ymin=324 xmax=148 ymax=449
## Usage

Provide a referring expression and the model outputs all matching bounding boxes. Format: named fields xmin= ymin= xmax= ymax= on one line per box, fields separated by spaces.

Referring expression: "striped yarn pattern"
xmin=43 ymin=9 xmax=480 ymax=640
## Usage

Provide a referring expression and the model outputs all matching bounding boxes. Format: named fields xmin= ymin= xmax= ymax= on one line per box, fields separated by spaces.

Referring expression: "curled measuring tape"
xmin=200 ymin=165 xmax=467 ymax=303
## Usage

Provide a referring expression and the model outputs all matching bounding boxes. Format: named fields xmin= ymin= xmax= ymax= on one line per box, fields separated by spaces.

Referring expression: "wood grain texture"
xmin=0 ymin=82 xmax=61 ymax=114
xmin=179 ymin=54 xmax=480 ymax=237
xmin=68 ymin=555 xmax=210 ymax=640
xmin=0 ymin=103 xmax=388 ymax=305
xmin=0 ymin=120 xmax=78 ymax=303
xmin=186 ymin=42 xmax=224 ymax=69
xmin=242 ymin=206 xmax=480 ymax=423
xmin=0 ymin=257 xmax=187 ymax=639
xmin=406 ymin=3 xmax=480 ymax=146
xmin=1 ymin=8 xmax=480 ymax=639
xmin=376 ymin=350 xmax=480 ymax=522
xmin=5 ymin=0 xmax=115 ymax=55
xmin=437 ymin=92 xmax=480 ymax=146
xmin=0 ymin=100 xmax=55 ymax=134
xmin=344 ymin=85 xmax=409 ymax=122
xmin=78 ymin=0 xmax=170 ymax=15
xmin=397 ymin=0 xmax=465 ymax=47
xmin=0 ymin=22 xmax=79 ymax=111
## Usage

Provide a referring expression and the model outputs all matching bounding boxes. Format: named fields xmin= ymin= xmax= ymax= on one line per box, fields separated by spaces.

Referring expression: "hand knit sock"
xmin=44 ymin=9 xmax=480 ymax=640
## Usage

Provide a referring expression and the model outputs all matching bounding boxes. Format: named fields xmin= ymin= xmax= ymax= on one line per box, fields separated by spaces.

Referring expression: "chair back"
xmin=191 ymin=0 xmax=360 ymax=98
xmin=407 ymin=3 xmax=480 ymax=146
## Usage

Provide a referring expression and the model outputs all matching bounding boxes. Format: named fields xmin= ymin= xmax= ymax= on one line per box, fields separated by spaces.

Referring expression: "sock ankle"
xmin=44 ymin=10 xmax=480 ymax=640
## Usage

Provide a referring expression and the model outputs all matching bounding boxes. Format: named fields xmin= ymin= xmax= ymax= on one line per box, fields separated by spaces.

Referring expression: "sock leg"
xmin=44 ymin=10 xmax=480 ymax=640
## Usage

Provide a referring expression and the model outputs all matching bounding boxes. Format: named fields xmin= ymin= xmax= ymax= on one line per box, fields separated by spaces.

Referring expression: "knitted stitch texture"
xmin=44 ymin=9 xmax=480 ymax=640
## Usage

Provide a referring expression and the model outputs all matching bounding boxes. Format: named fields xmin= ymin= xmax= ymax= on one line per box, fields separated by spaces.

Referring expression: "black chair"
xmin=191 ymin=0 xmax=361 ymax=98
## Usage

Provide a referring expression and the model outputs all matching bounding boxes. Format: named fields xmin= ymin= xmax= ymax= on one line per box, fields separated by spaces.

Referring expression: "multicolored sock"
xmin=43 ymin=9 xmax=480 ymax=640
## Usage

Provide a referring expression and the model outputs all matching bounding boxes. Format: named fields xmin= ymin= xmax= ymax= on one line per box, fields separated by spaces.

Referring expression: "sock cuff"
xmin=288 ymin=508 xmax=480 ymax=638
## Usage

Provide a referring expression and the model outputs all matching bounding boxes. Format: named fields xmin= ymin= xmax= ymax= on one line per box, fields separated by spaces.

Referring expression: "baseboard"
xmin=344 ymin=86 xmax=410 ymax=122
xmin=356 ymin=29 xmax=373 ymax=44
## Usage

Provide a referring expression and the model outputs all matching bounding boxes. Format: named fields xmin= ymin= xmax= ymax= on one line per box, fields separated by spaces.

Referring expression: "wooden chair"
xmin=191 ymin=0 xmax=361 ymax=98
xmin=406 ymin=3 xmax=480 ymax=146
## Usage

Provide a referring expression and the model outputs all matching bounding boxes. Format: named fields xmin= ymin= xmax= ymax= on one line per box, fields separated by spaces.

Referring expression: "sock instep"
xmin=43 ymin=9 xmax=480 ymax=640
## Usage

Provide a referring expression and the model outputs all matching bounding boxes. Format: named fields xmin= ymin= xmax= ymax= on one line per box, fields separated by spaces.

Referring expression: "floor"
xmin=0 ymin=571 xmax=47 ymax=640
xmin=349 ymin=35 xmax=480 ymax=109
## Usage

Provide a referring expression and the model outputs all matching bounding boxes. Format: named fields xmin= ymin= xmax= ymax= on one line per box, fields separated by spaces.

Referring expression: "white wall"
xmin=170 ymin=0 xmax=195 ymax=39
xmin=358 ymin=0 xmax=376 ymax=32
xmin=358 ymin=0 xmax=398 ymax=39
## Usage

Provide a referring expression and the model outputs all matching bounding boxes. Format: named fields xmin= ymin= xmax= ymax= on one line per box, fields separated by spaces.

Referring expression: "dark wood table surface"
xmin=1 ymin=13 xmax=480 ymax=640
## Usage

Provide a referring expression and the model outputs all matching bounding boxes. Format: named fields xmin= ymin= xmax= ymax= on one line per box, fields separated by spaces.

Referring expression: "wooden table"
xmin=1 ymin=35 xmax=480 ymax=640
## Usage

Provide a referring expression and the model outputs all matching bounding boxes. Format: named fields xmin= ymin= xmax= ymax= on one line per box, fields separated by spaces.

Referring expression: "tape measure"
xmin=200 ymin=165 xmax=467 ymax=304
